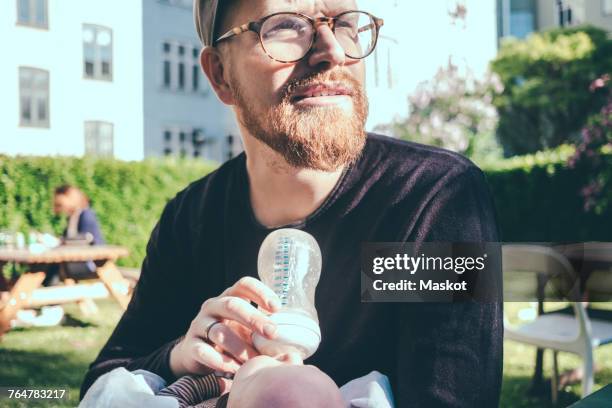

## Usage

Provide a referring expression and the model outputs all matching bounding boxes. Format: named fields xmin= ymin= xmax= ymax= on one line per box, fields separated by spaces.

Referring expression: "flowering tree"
xmin=378 ymin=61 xmax=503 ymax=159
xmin=569 ymin=74 xmax=612 ymax=213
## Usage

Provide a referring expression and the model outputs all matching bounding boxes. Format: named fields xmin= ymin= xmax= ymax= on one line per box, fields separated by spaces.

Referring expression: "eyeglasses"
xmin=215 ymin=11 xmax=384 ymax=64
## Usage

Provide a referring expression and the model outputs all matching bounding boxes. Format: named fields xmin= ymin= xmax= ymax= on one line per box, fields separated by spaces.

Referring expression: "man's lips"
xmin=289 ymin=83 xmax=353 ymax=103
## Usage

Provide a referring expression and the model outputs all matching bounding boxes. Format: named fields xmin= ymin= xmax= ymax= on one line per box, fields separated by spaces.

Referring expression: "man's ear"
xmin=201 ymin=47 xmax=236 ymax=105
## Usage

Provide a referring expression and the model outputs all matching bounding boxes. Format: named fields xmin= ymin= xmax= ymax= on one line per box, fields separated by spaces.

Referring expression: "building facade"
xmin=1 ymin=0 xmax=145 ymax=160
xmin=142 ymin=0 xmax=240 ymax=163
xmin=2 ymin=0 xmax=239 ymax=162
xmin=497 ymin=0 xmax=612 ymax=41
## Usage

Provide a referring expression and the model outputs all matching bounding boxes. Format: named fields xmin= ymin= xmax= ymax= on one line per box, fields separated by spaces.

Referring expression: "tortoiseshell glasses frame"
xmin=214 ymin=10 xmax=384 ymax=64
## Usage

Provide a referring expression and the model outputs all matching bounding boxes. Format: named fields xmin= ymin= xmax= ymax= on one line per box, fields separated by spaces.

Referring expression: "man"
xmin=52 ymin=185 xmax=104 ymax=246
xmin=44 ymin=185 xmax=105 ymax=286
xmin=81 ymin=0 xmax=503 ymax=406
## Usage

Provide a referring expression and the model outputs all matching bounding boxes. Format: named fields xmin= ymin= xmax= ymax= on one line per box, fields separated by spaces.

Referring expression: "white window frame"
xmin=16 ymin=0 xmax=48 ymax=29
xmin=19 ymin=66 xmax=50 ymax=128
xmin=83 ymin=24 xmax=113 ymax=81
xmin=84 ymin=121 xmax=114 ymax=157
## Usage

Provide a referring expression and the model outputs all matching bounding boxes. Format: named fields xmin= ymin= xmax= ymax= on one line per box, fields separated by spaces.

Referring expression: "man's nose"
xmin=307 ymin=24 xmax=346 ymax=69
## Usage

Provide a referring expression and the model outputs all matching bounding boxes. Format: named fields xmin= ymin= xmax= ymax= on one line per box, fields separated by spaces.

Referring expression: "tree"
xmin=376 ymin=61 xmax=503 ymax=160
xmin=491 ymin=25 xmax=612 ymax=156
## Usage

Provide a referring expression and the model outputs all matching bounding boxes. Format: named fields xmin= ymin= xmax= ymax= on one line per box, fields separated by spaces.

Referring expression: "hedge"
xmin=1 ymin=150 xmax=610 ymax=272
xmin=0 ymin=155 xmax=215 ymax=268
xmin=481 ymin=146 xmax=612 ymax=242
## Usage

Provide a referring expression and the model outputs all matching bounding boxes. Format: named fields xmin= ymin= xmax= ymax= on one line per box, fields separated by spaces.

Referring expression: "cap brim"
xmin=194 ymin=0 xmax=220 ymax=46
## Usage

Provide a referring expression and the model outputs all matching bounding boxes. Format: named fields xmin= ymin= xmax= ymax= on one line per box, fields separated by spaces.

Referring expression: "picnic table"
xmin=0 ymin=245 xmax=131 ymax=335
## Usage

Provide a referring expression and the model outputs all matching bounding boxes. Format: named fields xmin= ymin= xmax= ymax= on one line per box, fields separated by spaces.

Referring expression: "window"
xmin=604 ymin=0 xmax=612 ymax=15
xmin=17 ymin=0 xmax=48 ymax=28
xmin=192 ymin=48 xmax=201 ymax=91
xmin=19 ymin=67 xmax=49 ymax=127
xmin=510 ymin=0 xmax=536 ymax=38
xmin=84 ymin=121 xmax=114 ymax=157
xmin=498 ymin=0 xmax=536 ymax=39
xmin=178 ymin=62 xmax=185 ymax=90
xmin=162 ymin=41 xmax=204 ymax=94
xmin=178 ymin=129 xmax=188 ymax=157
xmin=163 ymin=127 xmax=216 ymax=160
xmin=163 ymin=43 xmax=172 ymax=87
xmin=557 ymin=1 xmax=573 ymax=26
xmin=192 ymin=65 xmax=199 ymax=91
xmin=83 ymin=24 xmax=113 ymax=81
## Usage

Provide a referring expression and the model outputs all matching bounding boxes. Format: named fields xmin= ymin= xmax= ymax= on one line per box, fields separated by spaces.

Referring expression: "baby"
xmin=158 ymin=354 xmax=345 ymax=408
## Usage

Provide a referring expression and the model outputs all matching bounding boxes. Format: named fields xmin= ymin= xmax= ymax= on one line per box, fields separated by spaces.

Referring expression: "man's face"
xmin=219 ymin=0 xmax=369 ymax=171
xmin=53 ymin=193 xmax=76 ymax=216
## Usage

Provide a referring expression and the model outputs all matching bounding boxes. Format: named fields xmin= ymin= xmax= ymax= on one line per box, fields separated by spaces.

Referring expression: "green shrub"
xmin=482 ymin=147 xmax=612 ymax=241
xmin=0 ymin=155 xmax=216 ymax=268
xmin=491 ymin=25 xmax=612 ymax=156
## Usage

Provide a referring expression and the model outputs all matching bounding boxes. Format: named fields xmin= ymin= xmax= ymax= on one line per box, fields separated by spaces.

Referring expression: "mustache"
xmin=281 ymin=69 xmax=363 ymax=102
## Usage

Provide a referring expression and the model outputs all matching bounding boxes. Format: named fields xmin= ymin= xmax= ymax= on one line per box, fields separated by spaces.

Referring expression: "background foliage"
xmin=568 ymin=74 xmax=612 ymax=214
xmin=481 ymin=146 xmax=612 ymax=242
xmin=0 ymin=155 xmax=215 ymax=268
xmin=1 ymin=151 xmax=611 ymax=272
xmin=491 ymin=25 xmax=612 ymax=156
xmin=377 ymin=61 xmax=503 ymax=162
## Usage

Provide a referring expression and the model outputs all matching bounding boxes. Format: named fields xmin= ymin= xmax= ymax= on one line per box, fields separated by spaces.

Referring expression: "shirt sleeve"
xmin=79 ymin=209 xmax=106 ymax=245
xmin=80 ymin=197 xmax=196 ymax=400
xmin=395 ymin=165 xmax=503 ymax=407
xmin=157 ymin=374 xmax=221 ymax=407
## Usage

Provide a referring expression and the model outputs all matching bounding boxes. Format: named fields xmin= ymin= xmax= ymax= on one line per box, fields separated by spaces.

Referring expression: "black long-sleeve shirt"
xmin=81 ymin=133 xmax=503 ymax=407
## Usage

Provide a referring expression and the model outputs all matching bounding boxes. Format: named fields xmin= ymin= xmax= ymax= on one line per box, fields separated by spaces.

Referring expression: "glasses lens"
xmin=335 ymin=12 xmax=377 ymax=59
xmin=261 ymin=14 xmax=314 ymax=62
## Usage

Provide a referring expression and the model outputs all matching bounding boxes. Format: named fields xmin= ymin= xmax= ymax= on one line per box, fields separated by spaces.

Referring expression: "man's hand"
xmin=169 ymin=277 xmax=281 ymax=377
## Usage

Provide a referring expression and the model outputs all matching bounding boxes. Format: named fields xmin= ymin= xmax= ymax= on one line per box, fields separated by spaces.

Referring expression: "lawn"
xmin=1 ymin=301 xmax=612 ymax=407
xmin=0 ymin=301 xmax=122 ymax=408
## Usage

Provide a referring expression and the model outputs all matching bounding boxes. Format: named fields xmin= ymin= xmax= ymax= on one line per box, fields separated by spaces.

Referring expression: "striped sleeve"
xmin=157 ymin=374 xmax=221 ymax=407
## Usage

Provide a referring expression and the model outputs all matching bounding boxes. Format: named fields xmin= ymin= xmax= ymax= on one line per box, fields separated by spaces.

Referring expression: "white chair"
xmin=503 ymin=244 xmax=612 ymax=402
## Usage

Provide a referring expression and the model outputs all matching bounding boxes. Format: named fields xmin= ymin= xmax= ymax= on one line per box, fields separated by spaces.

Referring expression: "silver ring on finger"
xmin=203 ymin=319 xmax=223 ymax=342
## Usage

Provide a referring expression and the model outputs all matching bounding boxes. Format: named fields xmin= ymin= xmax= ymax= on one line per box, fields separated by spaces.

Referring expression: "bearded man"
xmin=80 ymin=0 xmax=503 ymax=406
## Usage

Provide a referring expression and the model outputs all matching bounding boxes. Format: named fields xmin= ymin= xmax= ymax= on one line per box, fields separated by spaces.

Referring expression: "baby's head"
xmin=228 ymin=355 xmax=344 ymax=408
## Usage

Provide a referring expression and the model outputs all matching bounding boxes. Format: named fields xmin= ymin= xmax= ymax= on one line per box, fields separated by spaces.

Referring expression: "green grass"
xmin=501 ymin=302 xmax=612 ymax=407
xmin=0 ymin=300 xmax=122 ymax=408
xmin=1 ymin=302 xmax=612 ymax=407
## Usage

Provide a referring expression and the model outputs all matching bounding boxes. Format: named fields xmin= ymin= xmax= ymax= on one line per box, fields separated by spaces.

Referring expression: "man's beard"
xmin=231 ymin=70 xmax=369 ymax=171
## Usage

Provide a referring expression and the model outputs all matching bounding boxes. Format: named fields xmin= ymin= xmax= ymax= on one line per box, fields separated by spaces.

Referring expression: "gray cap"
xmin=194 ymin=0 xmax=220 ymax=47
